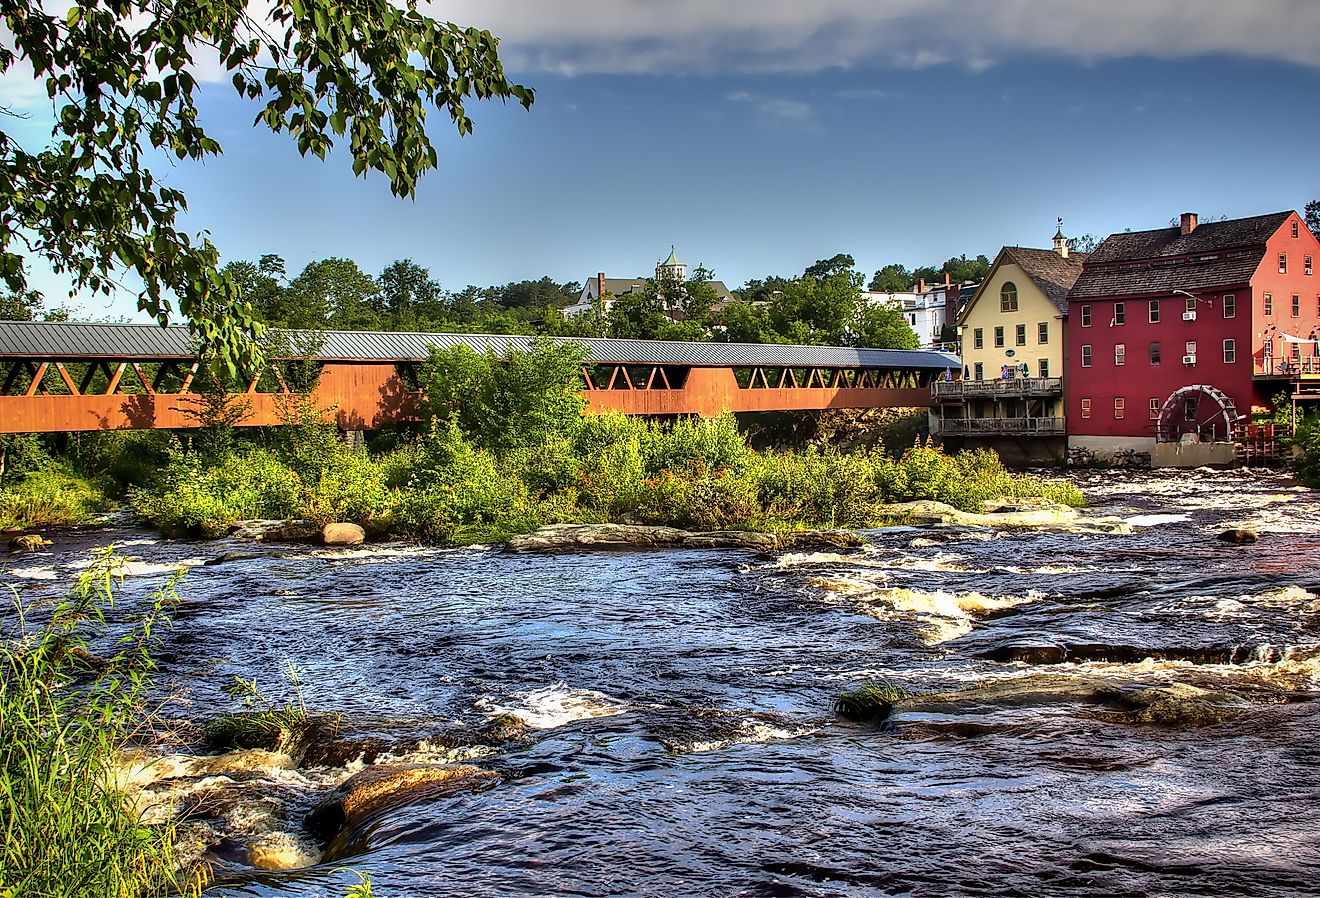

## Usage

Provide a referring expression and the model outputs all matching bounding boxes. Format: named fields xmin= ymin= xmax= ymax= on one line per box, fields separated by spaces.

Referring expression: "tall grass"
xmin=127 ymin=413 xmax=1085 ymax=544
xmin=0 ymin=549 xmax=199 ymax=898
xmin=0 ymin=468 xmax=113 ymax=530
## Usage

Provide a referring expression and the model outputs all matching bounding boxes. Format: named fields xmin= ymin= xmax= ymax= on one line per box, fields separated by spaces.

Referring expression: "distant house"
xmin=564 ymin=248 xmax=734 ymax=318
xmin=931 ymin=229 xmax=1086 ymax=459
xmin=863 ymin=275 xmax=972 ymax=351
xmin=1066 ymin=210 xmax=1320 ymax=465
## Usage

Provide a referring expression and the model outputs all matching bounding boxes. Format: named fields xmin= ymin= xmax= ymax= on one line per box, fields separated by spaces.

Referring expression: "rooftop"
xmin=0 ymin=320 xmax=960 ymax=370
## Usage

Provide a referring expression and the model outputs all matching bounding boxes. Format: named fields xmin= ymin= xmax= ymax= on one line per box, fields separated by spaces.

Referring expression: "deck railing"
xmin=1255 ymin=357 xmax=1320 ymax=377
xmin=932 ymin=377 xmax=1063 ymax=400
xmin=940 ymin=416 xmax=1066 ymax=436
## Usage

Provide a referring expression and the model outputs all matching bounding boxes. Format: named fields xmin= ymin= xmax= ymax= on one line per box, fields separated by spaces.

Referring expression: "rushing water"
xmin=6 ymin=469 xmax=1320 ymax=897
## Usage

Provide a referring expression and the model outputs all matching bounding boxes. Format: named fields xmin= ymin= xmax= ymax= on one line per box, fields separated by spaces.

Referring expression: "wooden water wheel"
xmin=1156 ymin=384 xmax=1240 ymax=442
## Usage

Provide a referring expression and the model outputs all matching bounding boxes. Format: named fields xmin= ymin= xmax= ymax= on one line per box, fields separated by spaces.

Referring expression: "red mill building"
xmin=1065 ymin=210 xmax=1320 ymax=465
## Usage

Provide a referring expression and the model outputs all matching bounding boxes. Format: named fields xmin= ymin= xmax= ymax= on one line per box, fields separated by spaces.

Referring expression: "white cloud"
xmin=430 ymin=0 xmax=1320 ymax=74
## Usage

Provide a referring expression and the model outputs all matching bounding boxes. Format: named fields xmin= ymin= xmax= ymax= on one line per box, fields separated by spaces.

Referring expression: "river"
xmin=4 ymin=468 xmax=1320 ymax=897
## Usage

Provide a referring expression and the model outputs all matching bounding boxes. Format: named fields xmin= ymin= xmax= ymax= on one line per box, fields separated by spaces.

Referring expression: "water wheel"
xmin=1156 ymin=385 xmax=1240 ymax=442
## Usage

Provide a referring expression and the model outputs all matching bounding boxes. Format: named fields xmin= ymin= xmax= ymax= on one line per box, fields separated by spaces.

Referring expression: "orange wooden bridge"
xmin=0 ymin=322 xmax=959 ymax=433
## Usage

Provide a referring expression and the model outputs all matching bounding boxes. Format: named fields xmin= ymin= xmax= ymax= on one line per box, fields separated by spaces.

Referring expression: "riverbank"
xmin=39 ymin=416 xmax=1085 ymax=546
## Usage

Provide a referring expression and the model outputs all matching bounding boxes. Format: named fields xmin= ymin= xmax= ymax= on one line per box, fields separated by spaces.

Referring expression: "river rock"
xmin=898 ymin=674 xmax=1120 ymax=715
xmin=305 ymin=763 xmax=498 ymax=843
xmin=1217 ymin=528 xmax=1258 ymax=545
xmin=322 ymin=522 xmax=365 ymax=547
xmin=777 ymin=529 xmax=866 ymax=550
xmin=506 ymin=523 xmax=866 ymax=553
xmin=1109 ymin=683 xmax=1247 ymax=727
xmin=230 ymin=519 xmax=321 ymax=542
xmin=9 ymin=533 xmax=50 ymax=552
xmin=881 ymin=498 xmax=1130 ymax=534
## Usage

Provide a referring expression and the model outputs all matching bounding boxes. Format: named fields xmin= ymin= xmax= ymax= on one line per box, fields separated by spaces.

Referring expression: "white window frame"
xmin=1081 ymin=344 xmax=1093 ymax=368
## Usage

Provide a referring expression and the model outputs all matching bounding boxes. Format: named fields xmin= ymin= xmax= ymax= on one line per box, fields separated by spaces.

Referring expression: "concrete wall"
xmin=1150 ymin=441 xmax=1237 ymax=468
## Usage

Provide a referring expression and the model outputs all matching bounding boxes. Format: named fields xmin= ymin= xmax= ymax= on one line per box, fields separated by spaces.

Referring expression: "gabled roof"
xmin=1084 ymin=212 xmax=1291 ymax=264
xmin=1002 ymin=246 xmax=1088 ymax=313
xmin=598 ymin=276 xmax=734 ymax=303
xmin=1070 ymin=211 xmax=1292 ymax=299
xmin=958 ymin=246 xmax=1086 ymax=325
xmin=601 ymin=277 xmax=650 ymax=296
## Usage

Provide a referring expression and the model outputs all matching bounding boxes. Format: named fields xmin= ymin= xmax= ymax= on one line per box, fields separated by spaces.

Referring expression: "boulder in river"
xmin=305 ymin=763 xmax=498 ymax=844
xmin=506 ymin=523 xmax=865 ymax=552
xmin=881 ymin=498 xmax=1129 ymax=533
xmin=1217 ymin=528 xmax=1258 ymax=545
xmin=1108 ymin=683 xmax=1247 ymax=727
xmin=9 ymin=533 xmax=50 ymax=552
xmin=229 ymin=520 xmax=321 ymax=542
xmin=321 ymin=522 xmax=366 ymax=547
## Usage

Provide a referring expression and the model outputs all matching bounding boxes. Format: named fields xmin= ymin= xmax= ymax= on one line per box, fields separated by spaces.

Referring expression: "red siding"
xmin=1067 ymin=212 xmax=1320 ymax=437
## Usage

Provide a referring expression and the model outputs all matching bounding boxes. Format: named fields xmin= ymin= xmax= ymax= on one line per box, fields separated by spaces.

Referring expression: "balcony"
xmin=932 ymin=377 xmax=1063 ymax=402
xmin=940 ymin=416 xmax=1066 ymax=436
xmin=1255 ymin=357 xmax=1320 ymax=379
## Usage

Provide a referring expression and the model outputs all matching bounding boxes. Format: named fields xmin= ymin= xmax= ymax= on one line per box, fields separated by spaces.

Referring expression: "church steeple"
xmin=657 ymin=246 xmax=687 ymax=281
xmin=1053 ymin=218 xmax=1069 ymax=258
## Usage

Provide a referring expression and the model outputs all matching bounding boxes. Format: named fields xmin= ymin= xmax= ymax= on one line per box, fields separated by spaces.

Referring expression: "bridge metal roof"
xmin=0 ymin=321 xmax=960 ymax=369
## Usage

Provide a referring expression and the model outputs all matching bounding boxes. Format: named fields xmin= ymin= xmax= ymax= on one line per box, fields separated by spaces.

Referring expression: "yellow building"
xmin=932 ymin=231 xmax=1086 ymax=444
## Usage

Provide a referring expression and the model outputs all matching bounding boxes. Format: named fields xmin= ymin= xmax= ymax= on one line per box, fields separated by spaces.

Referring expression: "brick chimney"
xmin=918 ymin=278 xmax=926 ymax=293
xmin=944 ymin=272 xmax=951 ymax=286
xmin=1180 ymin=212 xmax=1198 ymax=236
xmin=598 ymin=272 xmax=606 ymax=297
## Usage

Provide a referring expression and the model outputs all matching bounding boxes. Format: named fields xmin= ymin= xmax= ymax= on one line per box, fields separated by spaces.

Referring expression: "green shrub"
xmin=421 ymin=337 xmax=587 ymax=450
xmin=0 ymin=549 xmax=199 ymax=897
xmin=131 ymin=450 xmax=302 ymax=537
xmin=833 ymin=682 xmax=910 ymax=723
xmin=1294 ymin=415 xmax=1320 ymax=487
xmin=641 ymin=413 xmax=750 ymax=476
xmin=298 ymin=450 xmax=392 ymax=526
xmin=0 ymin=468 xmax=113 ymax=529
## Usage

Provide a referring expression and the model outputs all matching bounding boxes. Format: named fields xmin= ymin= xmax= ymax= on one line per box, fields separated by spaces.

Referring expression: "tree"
xmin=497 ymin=277 xmax=580 ymax=310
xmin=1305 ymin=200 xmax=1320 ymax=237
xmin=420 ymin=338 xmax=587 ymax=451
xmin=1 ymin=0 xmax=533 ymax=370
xmin=868 ymin=264 xmax=911 ymax=293
xmin=224 ymin=255 xmax=288 ymax=327
xmin=804 ymin=254 xmax=856 ymax=282
xmin=942 ymin=254 xmax=991 ymax=284
xmin=1 ymin=289 xmax=41 ymax=320
xmin=854 ymin=303 xmax=919 ymax=350
xmin=714 ymin=300 xmax=779 ymax=344
xmin=1069 ymin=233 xmax=1102 ymax=254
xmin=379 ymin=259 xmax=444 ymax=329
xmin=285 ymin=258 xmax=381 ymax=330
xmin=736 ymin=275 xmax=791 ymax=305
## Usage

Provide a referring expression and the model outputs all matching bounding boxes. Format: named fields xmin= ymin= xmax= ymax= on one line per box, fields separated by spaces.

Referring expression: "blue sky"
xmin=4 ymin=0 xmax=1320 ymax=318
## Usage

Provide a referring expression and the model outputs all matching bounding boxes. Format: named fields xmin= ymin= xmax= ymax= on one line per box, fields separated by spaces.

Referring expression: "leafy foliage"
xmin=0 ymin=550 xmax=199 ymax=897
xmin=420 ymin=337 xmax=588 ymax=450
xmin=0 ymin=467 xmax=112 ymax=528
xmin=1 ymin=0 xmax=532 ymax=369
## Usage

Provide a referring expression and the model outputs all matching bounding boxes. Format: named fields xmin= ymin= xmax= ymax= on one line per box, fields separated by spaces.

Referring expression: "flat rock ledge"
xmin=506 ymin=524 xmax=863 ymax=553
xmin=883 ymin=498 xmax=1132 ymax=534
